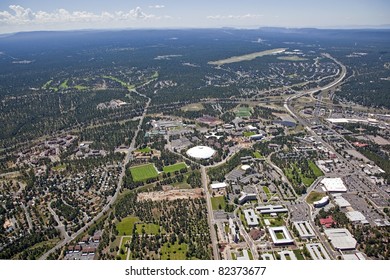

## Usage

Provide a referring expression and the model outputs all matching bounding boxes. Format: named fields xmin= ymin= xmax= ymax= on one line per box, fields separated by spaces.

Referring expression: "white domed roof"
xmin=186 ymin=146 xmax=215 ymax=159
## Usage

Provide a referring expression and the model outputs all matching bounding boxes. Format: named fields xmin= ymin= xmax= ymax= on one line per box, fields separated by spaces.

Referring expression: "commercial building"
xmin=321 ymin=178 xmax=347 ymax=192
xmin=238 ymin=192 xmax=257 ymax=205
xmin=293 ymin=221 xmax=316 ymax=239
xmin=186 ymin=146 xmax=215 ymax=159
xmin=346 ymin=211 xmax=369 ymax=224
xmin=324 ymin=228 xmax=357 ymax=250
xmin=313 ymin=196 xmax=329 ymax=208
xmin=306 ymin=243 xmax=331 ymax=260
xmin=268 ymin=226 xmax=294 ymax=245
xmin=256 ymin=205 xmax=288 ymax=215
xmin=243 ymin=209 xmax=259 ymax=227
xmin=210 ymin=182 xmax=227 ymax=190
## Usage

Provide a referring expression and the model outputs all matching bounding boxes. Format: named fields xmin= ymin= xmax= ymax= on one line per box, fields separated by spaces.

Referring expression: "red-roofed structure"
xmin=320 ymin=216 xmax=335 ymax=228
xmin=353 ymin=142 xmax=368 ymax=148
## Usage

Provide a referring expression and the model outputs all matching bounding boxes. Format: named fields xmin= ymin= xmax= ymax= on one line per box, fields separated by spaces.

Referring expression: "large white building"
xmin=268 ymin=226 xmax=294 ymax=245
xmin=324 ymin=228 xmax=357 ymax=250
xmin=186 ymin=146 xmax=215 ymax=159
xmin=321 ymin=178 xmax=347 ymax=192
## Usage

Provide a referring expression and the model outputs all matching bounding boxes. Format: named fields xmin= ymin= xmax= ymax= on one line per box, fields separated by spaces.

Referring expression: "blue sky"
xmin=0 ymin=0 xmax=389 ymax=33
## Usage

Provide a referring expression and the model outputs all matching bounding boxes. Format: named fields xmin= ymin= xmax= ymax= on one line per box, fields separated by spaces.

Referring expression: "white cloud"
xmin=149 ymin=5 xmax=165 ymax=9
xmin=0 ymin=5 xmax=162 ymax=26
xmin=207 ymin=14 xmax=263 ymax=20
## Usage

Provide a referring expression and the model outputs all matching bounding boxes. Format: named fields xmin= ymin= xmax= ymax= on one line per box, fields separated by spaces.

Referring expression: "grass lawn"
xmin=130 ymin=163 xmax=159 ymax=182
xmin=52 ymin=164 xmax=66 ymax=171
xmin=118 ymin=236 xmax=131 ymax=260
xmin=116 ymin=216 xmax=140 ymax=236
xmin=59 ymin=79 xmax=69 ymax=89
xmin=269 ymin=218 xmax=284 ymax=227
xmin=136 ymin=147 xmax=151 ymax=153
xmin=211 ymin=196 xmax=226 ymax=210
xmin=309 ymin=160 xmax=324 ymax=177
xmin=160 ymin=242 xmax=187 ymax=260
xmin=163 ymin=162 xmax=187 ymax=173
xmin=235 ymin=106 xmax=252 ymax=117
xmin=253 ymin=151 xmax=262 ymax=158
xmin=243 ymin=131 xmax=256 ymax=137
xmin=136 ymin=223 xmax=161 ymax=235
xmin=276 ymin=232 xmax=285 ymax=239
xmin=293 ymin=249 xmax=305 ymax=260
xmin=172 ymin=182 xmax=192 ymax=189
xmin=306 ymin=191 xmax=326 ymax=204
xmin=74 ymin=85 xmax=89 ymax=90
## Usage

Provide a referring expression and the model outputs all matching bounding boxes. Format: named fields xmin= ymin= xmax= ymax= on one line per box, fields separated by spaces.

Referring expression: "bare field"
xmin=208 ymin=48 xmax=287 ymax=66
xmin=137 ymin=188 xmax=204 ymax=202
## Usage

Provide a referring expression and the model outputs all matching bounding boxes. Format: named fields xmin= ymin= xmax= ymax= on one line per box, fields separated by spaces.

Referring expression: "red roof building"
xmin=320 ymin=216 xmax=335 ymax=228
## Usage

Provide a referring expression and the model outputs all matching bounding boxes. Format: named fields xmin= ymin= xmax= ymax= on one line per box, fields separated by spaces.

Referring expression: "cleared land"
xmin=277 ymin=56 xmax=308 ymax=61
xmin=137 ymin=188 xmax=203 ymax=202
xmin=208 ymin=48 xmax=286 ymax=66
xmin=181 ymin=103 xmax=205 ymax=111
xmin=130 ymin=163 xmax=159 ymax=182
xmin=136 ymin=147 xmax=151 ymax=153
xmin=306 ymin=191 xmax=326 ymax=204
xmin=163 ymin=162 xmax=187 ymax=173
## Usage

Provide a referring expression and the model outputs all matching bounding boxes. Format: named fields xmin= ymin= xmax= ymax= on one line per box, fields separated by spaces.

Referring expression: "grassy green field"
xmin=308 ymin=160 xmax=324 ymax=177
xmin=130 ymin=164 xmax=159 ymax=182
xmin=243 ymin=131 xmax=256 ymax=137
xmin=136 ymin=147 xmax=151 ymax=153
xmin=293 ymin=249 xmax=305 ymax=260
xmin=118 ymin=236 xmax=131 ymax=260
xmin=74 ymin=85 xmax=89 ymax=90
xmin=116 ymin=216 xmax=140 ymax=235
xmin=211 ymin=196 xmax=226 ymax=210
xmin=253 ymin=151 xmax=262 ymax=158
xmin=306 ymin=191 xmax=326 ymax=204
xmin=235 ymin=106 xmax=252 ymax=117
xmin=160 ymin=242 xmax=188 ymax=260
xmin=59 ymin=79 xmax=69 ymax=89
xmin=136 ymin=223 xmax=161 ymax=235
xmin=163 ymin=162 xmax=187 ymax=173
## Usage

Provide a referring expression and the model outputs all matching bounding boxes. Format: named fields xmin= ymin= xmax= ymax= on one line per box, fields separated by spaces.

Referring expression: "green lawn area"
xmin=136 ymin=223 xmax=161 ymax=235
xmin=293 ymin=249 xmax=305 ymax=260
xmin=118 ymin=236 xmax=131 ymax=260
xmin=116 ymin=216 xmax=140 ymax=236
xmin=172 ymin=182 xmax=192 ymax=189
xmin=103 ymin=75 xmax=135 ymax=91
xmin=160 ymin=242 xmax=187 ymax=260
xmin=52 ymin=164 xmax=66 ymax=171
xmin=309 ymin=160 xmax=324 ymax=177
xmin=276 ymin=232 xmax=285 ymax=239
xmin=163 ymin=162 xmax=187 ymax=173
xmin=269 ymin=218 xmax=284 ymax=227
xmin=243 ymin=131 xmax=256 ymax=137
xmin=59 ymin=79 xmax=69 ymax=89
xmin=136 ymin=147 xmax=151 ymax=153
xmin=235 ymin=106 xmax=252 ymax=117
xmin=306 ymin=191 xmax=326 ymax=204
xmin=253 ymin=151 xmax=262 ymax=158
xmin=211 ymin=196 xmax=226 ymax=210
xmin=74 ymin=85 xmax=89 ymax=90
xmin=181 ymin=103 xmax=205 ymax=111
xmin=130 ymin=164 xmax=159 ymax=182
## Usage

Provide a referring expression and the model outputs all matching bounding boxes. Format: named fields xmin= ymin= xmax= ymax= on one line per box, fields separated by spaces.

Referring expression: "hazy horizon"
xmin=0 ymin=0 xmax=389 ymax=34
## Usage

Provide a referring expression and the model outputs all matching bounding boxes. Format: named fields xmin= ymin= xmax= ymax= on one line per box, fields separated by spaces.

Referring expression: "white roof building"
xmin=243 ymin=209 xmax=259 ymax=227
xmin=210 ymin=182 xmax=227 ymax=190
xmin=333 ymin=194 xmax=351 ymax=208
xmin=268 ymin=226 xmax=294 ymax=245
xmin=293 ymin=221 xmax=316 ymax=239
xmin=321 ymin=178 xmax=347 ymax=192
xmin=186 ymin=146 xmax=215 ymax=159
xmin=346 ymin=211 xmax=369 ymax=224
xmin=324 ymin=228 xmax=357 ymax=250
xmin=306 ymin=243 xmax=331 ymax=260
